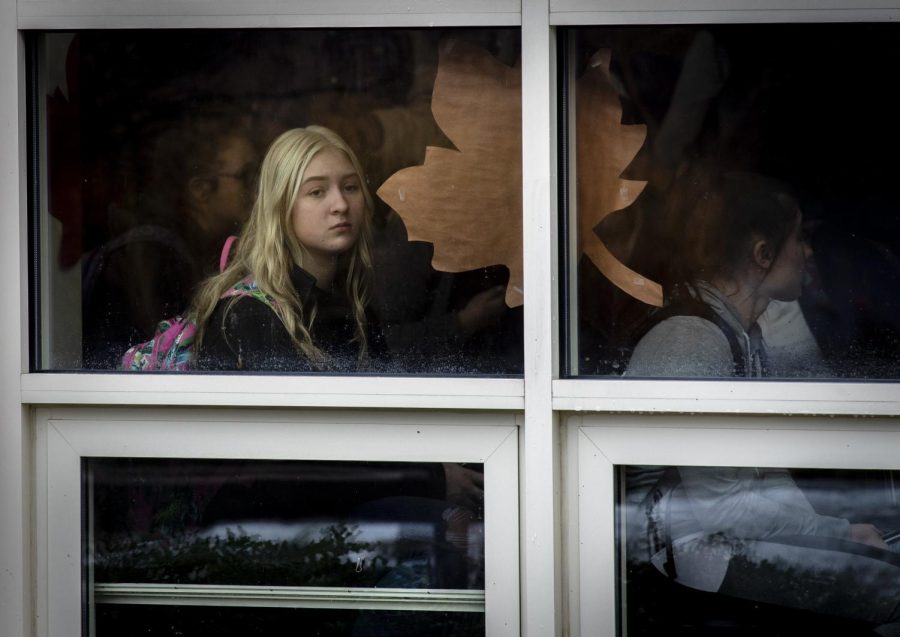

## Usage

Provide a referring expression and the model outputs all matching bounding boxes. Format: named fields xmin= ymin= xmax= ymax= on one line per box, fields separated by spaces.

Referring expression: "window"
xmin=89 ymin=458 xmax=486 ymax=635
xmin=8 ymin=4 xmax=900 ymax=637
xmin=620 ymin=464 xmax=900 ymax=634
xmin=37 ymin=408 xmax=520 ymax=636
xmin=564 ymin=25 xmax=900 ymax=380
xmin=568 ymin=415 xmax=900 ymax=636
xmin=33 ymin=28 xmax=524 ymax=374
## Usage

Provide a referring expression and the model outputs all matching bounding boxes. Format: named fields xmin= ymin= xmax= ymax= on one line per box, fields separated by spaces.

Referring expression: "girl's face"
xmin=760 ymin=214 xmax=813 ymax=302
xmin=291 ymin=147 xmax=365 ymax=264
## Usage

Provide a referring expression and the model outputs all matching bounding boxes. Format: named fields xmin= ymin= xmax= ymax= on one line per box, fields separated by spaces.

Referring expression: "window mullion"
xmin=522 ymin=0 xmax=562 ymax=635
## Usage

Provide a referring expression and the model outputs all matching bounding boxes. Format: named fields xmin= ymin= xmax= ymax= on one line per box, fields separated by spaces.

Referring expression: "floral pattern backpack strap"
xmin=219 ymin=235 xmax=238 ymax=273
xmin=221 ymin=275 xmax=278 ymax=309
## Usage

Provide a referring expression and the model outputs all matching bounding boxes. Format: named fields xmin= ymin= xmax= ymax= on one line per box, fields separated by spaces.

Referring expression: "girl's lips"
xmin=331 ymin=222 xmax=352 ymax=230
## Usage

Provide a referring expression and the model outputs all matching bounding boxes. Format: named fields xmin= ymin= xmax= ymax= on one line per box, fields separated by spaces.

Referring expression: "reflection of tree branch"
xmin=725 ymin=552 xmax=882 ymax=622
xmin=95 ymin=524 xmax=391 ymax=587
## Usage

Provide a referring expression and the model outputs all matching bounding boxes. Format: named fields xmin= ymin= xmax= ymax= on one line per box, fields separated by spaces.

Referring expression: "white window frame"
xmin=17 ymin=0 xmax=521 ymax=30
xmin=551 ymin=11 xmax=900 ymax=633
xmin=8 ymin=6 xmax=559 ymax=636
xmin=554 ymin=8 xmax=900 ymax=415
xmin=35 ymin=406 xmax=520 ymax=637
xmin=566 ymin=413 xmax=900 ymax=637
xmin=1 ymin=3 xmax=899 ymax=637
xmin=550 ymin=0 xmax=900 ymax=24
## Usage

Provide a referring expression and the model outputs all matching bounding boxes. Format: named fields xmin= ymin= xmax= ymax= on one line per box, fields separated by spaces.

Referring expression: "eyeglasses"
xmin=214 ymin=165 xmax=257 ymax=190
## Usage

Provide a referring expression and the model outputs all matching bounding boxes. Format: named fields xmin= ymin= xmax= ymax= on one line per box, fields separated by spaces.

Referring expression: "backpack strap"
xmin=631 ymin=297 xmax=746 ymax=377
xmin=643 ymin=467 xmax=682 ymax=580
xmin=82 ymin=224 xmax=193 ymax=313
xmin=221 ymin=275 xmax=278 ymax=308
xmin=219 ymin=235 xmax=238 ymax=273
xmin=95 ymin=224 xmax=193 ymax=262
xmin=681 ymin=300 xmax=746 ymax=378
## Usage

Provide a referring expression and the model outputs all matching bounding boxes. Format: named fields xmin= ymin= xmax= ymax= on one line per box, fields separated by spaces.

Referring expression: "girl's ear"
xmin=752 ymin=239 xmax=774 ymax=269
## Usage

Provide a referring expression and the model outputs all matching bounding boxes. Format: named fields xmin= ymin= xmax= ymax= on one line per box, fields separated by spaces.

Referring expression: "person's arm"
xmin=677 ymin=466 xmax=851 ymax=540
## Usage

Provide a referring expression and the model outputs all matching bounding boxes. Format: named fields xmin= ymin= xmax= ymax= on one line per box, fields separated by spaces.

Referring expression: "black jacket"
xmin=197 ymin=265 xmax=385 ymax=372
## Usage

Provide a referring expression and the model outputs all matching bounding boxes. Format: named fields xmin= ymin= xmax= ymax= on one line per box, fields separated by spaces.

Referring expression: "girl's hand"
xmin=849 ymin=523 xmax=890 ymax=550
xmin=442 ymin=462 xmax=484 ymax=509
xmin=457 ymin=285 xmax=506 ymax=337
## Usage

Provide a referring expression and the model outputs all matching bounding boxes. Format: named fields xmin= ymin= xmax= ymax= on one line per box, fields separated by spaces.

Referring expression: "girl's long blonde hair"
xmin=190 ymin=126 xmax=374 ymax=367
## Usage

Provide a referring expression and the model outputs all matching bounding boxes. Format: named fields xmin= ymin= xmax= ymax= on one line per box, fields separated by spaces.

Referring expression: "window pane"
xmin=95 ymin=605 xmax=484 ymax=637
xmin=35 ymin=29 xmax=523 ymax=374
xmin=620 ymin=465 xmax=900 ymax=635
xmin=570 ymin=25 xmax=900 ymax=379
xmin=86 ymin=458 xmax=486 ymax=635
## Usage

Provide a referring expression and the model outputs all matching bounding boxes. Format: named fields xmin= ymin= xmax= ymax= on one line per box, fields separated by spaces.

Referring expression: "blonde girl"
xmin=191 ymin=126 xmax=379 ymax=371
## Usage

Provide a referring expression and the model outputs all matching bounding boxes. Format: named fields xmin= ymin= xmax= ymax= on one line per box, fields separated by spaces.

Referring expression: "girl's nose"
xmin=330 ymin=189 xmax=348 ymax=213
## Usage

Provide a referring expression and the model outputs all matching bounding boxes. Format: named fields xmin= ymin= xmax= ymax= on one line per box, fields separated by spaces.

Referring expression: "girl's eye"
xmin=308 ymin=188 xmax=323 ymax=197
xmin=343 ymin=183 xmax=359 ymax=193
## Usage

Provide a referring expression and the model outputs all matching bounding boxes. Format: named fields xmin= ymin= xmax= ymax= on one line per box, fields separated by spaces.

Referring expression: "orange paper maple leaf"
xmin=377 ymin=39 xmax=523 ymax=307
xmin=578 ymin=49 xmax=663 ymax=307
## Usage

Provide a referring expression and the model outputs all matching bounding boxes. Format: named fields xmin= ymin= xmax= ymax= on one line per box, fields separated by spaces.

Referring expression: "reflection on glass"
xmin=87 ymin=459 xmax=485 ymax=636
xmin=37 ymin=29 xmax=523 ymax=374
xmin=572 ymin=25 xmax=900 ymax=379
xmin=88 ymin=459 xmax=484 ymax=590
xmin=620 ymin=465 xmax=900 ymax=635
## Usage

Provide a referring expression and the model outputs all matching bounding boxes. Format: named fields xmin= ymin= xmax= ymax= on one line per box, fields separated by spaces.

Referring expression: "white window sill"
xmin=22 ymin=373 xmax=525 ymax=410
xmin=553 ymin=378 xmax=900 ymax=416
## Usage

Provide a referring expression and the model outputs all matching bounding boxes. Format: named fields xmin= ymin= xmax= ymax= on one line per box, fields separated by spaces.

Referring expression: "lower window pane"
xmin=86 ymin=458 xmax=485 ymax=635
xmin=96 ymin=604 xmax=484 ymax=637
xmin=620 ymin=465 xmax=900 ymax=635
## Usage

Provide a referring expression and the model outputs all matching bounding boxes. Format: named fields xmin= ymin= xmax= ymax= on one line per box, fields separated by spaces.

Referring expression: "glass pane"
xmin=619 ymin=465 xmax=900 ymax=635
xmin=87 ymin=458 xmax=484 ymax=590
xmin=35 ymin=29 xmax=523 ymax=374
xmin=570 ymin=25 xmax=900 ymax=379
xmin=96 ymin=605 xmax=484 ymax=637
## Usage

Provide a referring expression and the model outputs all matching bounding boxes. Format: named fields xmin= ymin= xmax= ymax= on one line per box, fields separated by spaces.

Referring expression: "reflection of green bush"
xmin=94 ymin=524 xmax=392 ymax=587
xmin=725 ymin=553 xmax=878 ymax=623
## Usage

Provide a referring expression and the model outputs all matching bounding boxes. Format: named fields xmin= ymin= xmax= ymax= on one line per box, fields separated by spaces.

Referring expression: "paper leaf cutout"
xmin=377 ymin=39 xmax=523 ymax=307
xmin=578 ymin=50 xmax=663 ymax=307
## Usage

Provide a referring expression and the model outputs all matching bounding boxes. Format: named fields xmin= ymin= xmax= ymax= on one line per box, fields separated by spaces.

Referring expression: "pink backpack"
xmin=119 ymin=237 xmax=276 ymax=371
